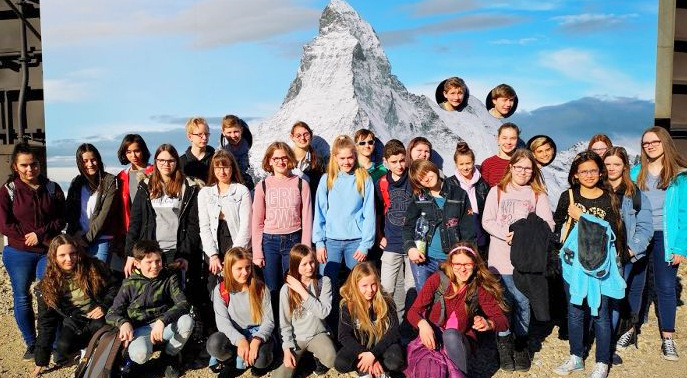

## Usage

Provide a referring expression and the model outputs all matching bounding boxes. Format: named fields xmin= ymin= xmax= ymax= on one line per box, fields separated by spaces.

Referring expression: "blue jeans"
xmin=88 ymin=237 xmax=111 ymax=264
xmin=262 ymin=231 xmax=301 ymax=293
xmin=410 ymin=256 xmax=442 ymax=292
xmin=566 ymin=283 xmax=612 ymax=364
xmin=612 ymin=258 xmax=648 ymax=329
xmin=2 ymin=246 xmax=47 ymax=346
xmin=648 ymin=231 xmax=678 ymax=332
xmin=128 ymin=314 xmax=194 ymax=364
xmin=319 ymin=238 xmax=361 ymax=282
xmin=498 ymin=274 xmax=530 ymax=337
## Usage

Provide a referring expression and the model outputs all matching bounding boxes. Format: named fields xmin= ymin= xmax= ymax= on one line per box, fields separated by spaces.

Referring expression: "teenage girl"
xmin=273 ymin=244 xmax=336 ymax=378
xmin=66 ymin=143 xmax=118 ymax=264
xmin=335 ymin=262 xmax=404 ymax=376
xmin=289 ymin=121 xmax=326 ymax=207
xmin=206 ymin=247 xmax=275 ymax=371
xmin=481 ymin=149 xmax=554 ymax=372
xmin=252 ymin=142 xmax=312 ymax=297
xmin=630 ymin=126 xmax=687 ymax=360
xmin=406 ymin=137 xmax=432 ymax=163
xmin=553 ymin=151 xmax=625 ymax=378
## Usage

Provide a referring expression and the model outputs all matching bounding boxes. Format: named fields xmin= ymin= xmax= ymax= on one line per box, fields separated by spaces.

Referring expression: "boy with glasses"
xmin=180 ymin=117 xmax=215 ymax=182
xmin=354 ymin=128 xmax=387 ymax=182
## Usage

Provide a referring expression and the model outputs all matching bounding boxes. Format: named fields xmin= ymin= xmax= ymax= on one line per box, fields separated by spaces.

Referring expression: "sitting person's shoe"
xmin=587 ymin=362 xmax=608 ymax=378
xmin=313 ymin=358 xmax=330 ymax=375
xmin=161 ymin=353 xmax=182 ymax=378
xmin=209 ymin=356 xmax=223 ymax=373
xmin=662 ymin=337 xmax=679 ymax=361
xmin=554 ymin=355 xmax=584 ymax=376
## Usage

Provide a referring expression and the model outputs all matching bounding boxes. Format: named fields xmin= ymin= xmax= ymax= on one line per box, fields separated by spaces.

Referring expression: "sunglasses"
xmin=357 ymin=140 xmax=374 ymax=146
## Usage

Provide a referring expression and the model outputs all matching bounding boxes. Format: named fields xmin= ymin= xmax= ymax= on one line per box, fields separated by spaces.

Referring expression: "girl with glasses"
xmin=290 ymin=121 xmax=326 ymax=208
xmin=482 ymin=148 xmax=554 ymax=372
xmin=629 ymin=126 xmax=687 ymax=361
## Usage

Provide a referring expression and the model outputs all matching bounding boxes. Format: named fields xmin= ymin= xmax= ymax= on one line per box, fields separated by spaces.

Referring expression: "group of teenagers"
xmin=1 ymin=101 xmax=686 ymax=378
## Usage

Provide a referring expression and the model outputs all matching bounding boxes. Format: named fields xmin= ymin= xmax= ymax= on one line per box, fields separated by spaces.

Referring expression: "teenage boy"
xmin=106 ymin=240 xmax=193 ymax=378
xmin=376 ymin=140 xmax=415 ymax=319
xmin=481 ymin=123 xmax=520 ymax=187
xmin=439 ymin=77 xmax=467 ymax=111
xmin=487 ymin=84 xmax=517 ymax=119
xmin=179 ymin=117 xmax=215 ymax=183
xmin=219 ymin=115 xmax=255 ymax=191
xmin=354 ymin=128 xmax=387 ymax=182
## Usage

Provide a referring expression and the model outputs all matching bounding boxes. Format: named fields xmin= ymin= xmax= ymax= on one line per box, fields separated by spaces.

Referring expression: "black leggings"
xmin=334 ymin=342 xmax=404 ymax=374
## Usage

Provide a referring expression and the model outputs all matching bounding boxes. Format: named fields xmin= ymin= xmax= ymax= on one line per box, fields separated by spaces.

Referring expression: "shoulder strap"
xmin=433 ymin=271 xmax=450 ymax=325
xmin=5 ymin=182 xmax=15 ymax=202
xmin=219 ymin=280 xmax=230 ymax=307
xmin=560 ymin=189 xmax=575 ymax=243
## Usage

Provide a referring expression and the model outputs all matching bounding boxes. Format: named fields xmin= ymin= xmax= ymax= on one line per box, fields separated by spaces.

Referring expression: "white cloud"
xmin=538 ymin=48 xmax=654 ymax=100
xmin=552 ymin=13 xmax=638 ymax=33
xmin=43 ymin=68 xmax=106 ymax=103
xmin=42 ymin=0 xmax=321 ymax=49
xmin=490 ymin=37 xmax=540 ymax=45
xmin=408 ymin=0 xmax=481 ymax=17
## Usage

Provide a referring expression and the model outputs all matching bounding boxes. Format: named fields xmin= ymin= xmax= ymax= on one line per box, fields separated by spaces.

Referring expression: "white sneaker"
xmin=587 ymin=362 xmax=608 ymax=378
xmin=554 ymin=355 xmax=584 ymax=376
xmin=662 ymin=338 xmax=679 ymax=361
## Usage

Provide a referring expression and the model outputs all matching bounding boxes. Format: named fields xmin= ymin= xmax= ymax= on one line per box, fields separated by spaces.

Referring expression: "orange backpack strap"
xmin=379 ymin=175 xmax=390 ymax=214
xmin=219 ymin=281 xmax=230 ymax=307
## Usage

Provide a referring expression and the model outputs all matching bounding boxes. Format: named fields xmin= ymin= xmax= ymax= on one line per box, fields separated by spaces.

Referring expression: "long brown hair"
xmin=149 ymin=144 xmax=184 ymax=199
xmin=406 ymin=137 xmax=432 ymax=163
xmin=440 ymin=241 xmax=508 ymax=313
xmin=286 ymin=244 xmax=319 ymax=318
xmin=291 ymin=121 xmax=324 ymax=173
xmin=587 ymin=134 xmax=613 ymax=150
xmin=408 ymin=159 xmax=441 ymax=195
xmin=222 ymin=247 xmax=265 ymax=323
xmin=636 ymin=126 xmax=687 ymax=190
xmin=339 ymin=262 xmax=392 ymax=349
xmin=206 ymin=149 xmax=244 ymax=186
xmin=38 ymin=235 xmax=107 ymax=309
xmin=497 ymin=149 xmax=547 ymax=195
xmin=603 ymin=146 xmax=636 ymax=197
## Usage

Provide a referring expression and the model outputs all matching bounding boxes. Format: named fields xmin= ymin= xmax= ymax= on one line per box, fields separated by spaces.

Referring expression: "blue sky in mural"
xmin=40 ymin=0 xmax=657 ymax=176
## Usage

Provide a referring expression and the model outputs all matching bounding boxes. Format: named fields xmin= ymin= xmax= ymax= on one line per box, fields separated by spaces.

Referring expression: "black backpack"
xmin=74 ymin=325 xmax=123 ymax=378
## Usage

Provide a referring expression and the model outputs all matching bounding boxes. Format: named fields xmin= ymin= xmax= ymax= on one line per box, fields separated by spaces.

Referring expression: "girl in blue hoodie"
xmin=312 ymin=135 xmax=375 ymax=306
xmin=630 ymin=126 xmax=687 ymax=361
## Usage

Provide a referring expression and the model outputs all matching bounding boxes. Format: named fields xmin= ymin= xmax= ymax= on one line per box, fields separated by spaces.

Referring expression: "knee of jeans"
xmin=254 ymin=345 xmax=274 ymax=369
xmin=176 ymin=314 xmax=194 ymax=338
xmin=128 ymin=341 xmax=151 ymax=364
xmin=206 ymin=332 xmax=232 ymax=361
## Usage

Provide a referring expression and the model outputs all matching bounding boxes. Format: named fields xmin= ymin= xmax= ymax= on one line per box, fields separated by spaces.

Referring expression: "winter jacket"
xmin=117 ymin=165 xmax=154 ymax=235
xmin=312 ymin=172 xmax=376 ymax=254
xmin=198 ymin=182 xmax=252 ymax=259
xmin=106 ymin=268 xmax=189 ymax=328
xmin=617 ymin=184 xmax=653 ymax=262
xmin=448 ymin=173 xmax=489 ymax=248
xmin=65 ymin=173 xmax=119 ymax=243
xmin=35 ymin=259 xmax=119 ymax=366
xmin=560 ymin=214 xmax=626 ymax=316
xmin=375 ymin=171 xmax=413 ymax=253
xmin=338 ymin=298 xmax=401 ymax=360
xmin=509 ymin=212 xmax=556 ymax=322
xmin=402 ymin=178 xmax=476 ymax=255
xmin=220 ymin=138 xmax=254 ymax=191
xmin=179 ymin=145 xmax=215 ymax=183
xmin=630 ymin=166 xmax=687 ymax=262
xmin=124 ymin=177 xmax=201 ymax=262
xmin=0 ymin=176 xmax=66 ymax=253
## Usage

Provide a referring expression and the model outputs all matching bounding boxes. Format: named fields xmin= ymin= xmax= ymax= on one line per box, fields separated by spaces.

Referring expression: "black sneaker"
xmin=22 ymin=345 xmax=35 ymax=361
xmin=162 ymin=353 xmax=181 ymax=378
xmin=313 ymin=358 xmax=329 ymax=375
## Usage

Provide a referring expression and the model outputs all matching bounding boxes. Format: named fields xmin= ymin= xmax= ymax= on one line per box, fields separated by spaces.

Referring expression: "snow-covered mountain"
xmin=251 ymin=0 xmax=502 ymax=175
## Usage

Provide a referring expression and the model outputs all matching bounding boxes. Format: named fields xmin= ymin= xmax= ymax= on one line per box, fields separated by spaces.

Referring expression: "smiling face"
xmin=336 ymin=148 xmax=356 ymax=173
xmin=533 ymin=143 xmax=554 ymax=166
xmin=419 ymin=170 xmax=439 ymax=189
xmin=492 ymin=96 xmax=514 ymax=116
xmin=455 ymin=154 xmax=474 ymax=179
xmin=575 ymin=160 xmax=601 ymax=189
xmin=451 ymin=252 xmax=475 ymax=285
xmin=355 ymin=136 xmax=375 ymax=158
xmin=357 ymin=274 xmax=378 ymax=302
xmin=55 ymin=244 xmax=78 ymax=272
xmin=590 ymin=141 xmax=609 ymax=157
xmin=443 ymin=87 xmax=464 ymax=109
xmin=410 ymin=143 xmax=430 ymax=161
xmin=222 ymin=126 xmax=242 ymax=145
xmin=155 ymin=150 xmax=177 ymax=178
xmin=231 ymin=258 xmax=252 ymax=285
xmin=269 ymin=148 xmax=291 ymax=176
xmin=290 ymin=126 xmax=311 ymax=149
xmin=213 ymin=164 xmax=232 ymax=185
xmin=604 ymin=155 xmax=624 ymax=182
xmin=135 ymin=252 xmax=163 ymax=279
xmin=510 ymin=157 xmax=533 ymax=186
xmin=81 ymin=151 xmax=99 ymax=177
xmin=13 ymin=152 xmax=40 ymax=184
xmin=298 ymin=253 xmax=316 ymax=280
xmin=498 ymin=128 xmax=518 ymax=155
xmin=385 ymin=153 xmax=406 ymax=177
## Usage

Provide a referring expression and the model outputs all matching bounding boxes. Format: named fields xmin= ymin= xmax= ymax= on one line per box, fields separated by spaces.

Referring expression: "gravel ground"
xmin=1 ymin=256 xmax=686 ymax=378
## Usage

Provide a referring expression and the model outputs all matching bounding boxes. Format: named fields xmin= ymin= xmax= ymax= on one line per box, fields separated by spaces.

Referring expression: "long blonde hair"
xmin=636 ymin=126 xmax=687 ymax=190
xmin=326 ymin=135 xmax=368 ymax=195
xmin=339 ymin=262 xmax=391 ymax=349
xmin=497 ymin=148 xmax=547 ymax=194
xmin=222 ymin=247 xmax=265 ymax=323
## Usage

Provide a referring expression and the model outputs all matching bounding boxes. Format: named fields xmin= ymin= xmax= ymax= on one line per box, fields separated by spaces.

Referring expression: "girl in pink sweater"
xmin=252 ymin=142 xmax=313 ymax=297
xmin=481 ymin=149 xmax=554 ymax=372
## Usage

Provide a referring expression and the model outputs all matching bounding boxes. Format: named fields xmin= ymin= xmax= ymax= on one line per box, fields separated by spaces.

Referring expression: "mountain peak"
xmin=320 ymin=0 xmax=359 ymax=32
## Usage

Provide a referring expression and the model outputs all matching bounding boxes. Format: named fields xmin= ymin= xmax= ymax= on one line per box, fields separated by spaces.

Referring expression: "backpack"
xmin=219 ymin=280 xmax=230 ymax=306
xmin=378 ymin=175 xmax=391 ymax=214
xmin=4 ymin=180 xmax=57 ymax=202
xmin=74 ymin=325 xmax=123 ymax=378
xmin=432 ymin=271 xmax=451 ymax=325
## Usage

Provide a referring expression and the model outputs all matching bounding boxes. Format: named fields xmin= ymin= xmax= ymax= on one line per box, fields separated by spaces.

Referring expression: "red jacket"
xmin=117 ymin=165 xmax=153 ymax=235
xmin=0 ymin=177 xmax=66 ymax=253
xmin=407 ymin=272 xmax=508 ymax=340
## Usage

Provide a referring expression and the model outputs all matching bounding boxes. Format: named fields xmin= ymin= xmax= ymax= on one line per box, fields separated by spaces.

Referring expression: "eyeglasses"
xmin=191 ymin=133 xmax=211 ymax=138
xmin=214 ymin=166 xmax=231 ymax=171
xmin=511 ymin=165 xmax=533 ymax=173
xmin=577 ymin=169 xmax=600 ymax=176
xmin=451 ymin=262 xmax=475 ymax=269
xmin=156 ymin=159 xmax=176 ymax=165
xmin=642 ymin=140 xmax=661 ymax=148
xmin=292 ymin=132 xmax=311 ymax=140
xmin=271 ymin=157 xmax=290 ymax=163
xmin=357 ymin=140 xmax=374 ymax=146
xmin=591 ymin=147 xmax=608 ymax=154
